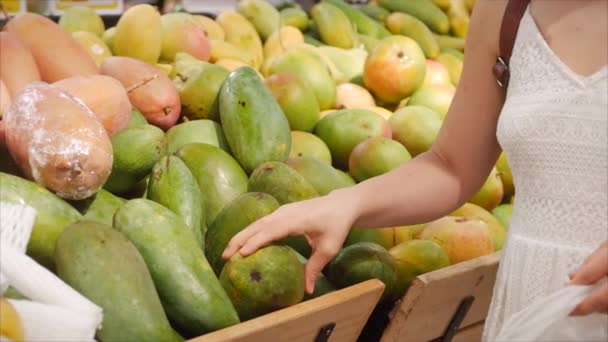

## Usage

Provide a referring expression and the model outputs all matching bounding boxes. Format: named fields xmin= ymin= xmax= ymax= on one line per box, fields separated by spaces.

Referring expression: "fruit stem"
xmin=127 ymin=74 xmax=159 ymax=93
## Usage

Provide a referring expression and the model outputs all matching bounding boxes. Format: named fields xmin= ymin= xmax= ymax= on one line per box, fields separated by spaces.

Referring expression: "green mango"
xmin=166 ymin=120 xmax=229 ymax=154
xmin=286 ymin=157 xmax=355 ymax=196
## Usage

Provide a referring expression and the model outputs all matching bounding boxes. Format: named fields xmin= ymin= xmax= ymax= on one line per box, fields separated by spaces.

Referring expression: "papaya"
xmin=128 ymin=108 xmax=147 ymax=127
xmin=389 ymin=240 xmax=450 ymax=299
xmin=55 ymin=221 xmax=182 ymax=342
xmin=289 ymin=131 xmax=332 ymax=165
xmin=3 ymin=13 xmax=98 ymax=82
xmin=160 ymin=13 xmax=210 ymax=63
xmin=166 ymin=120 xmax=229 ymax=154
xmin=101 ymin=56 xmax=181 ymax=130
xmin=314 ymin=109 xmax=391 ymax=169
xmin=237 ymin=0 xmax=281 ymax=41
xmin=192 ymin=15 xmax=225 ymax=41
xmin=206 ymin=192 xmax=280 ymax=275
xmin=147 ymin=155 xmax=205 ymax=247
xmin=220 ymin=245 xmax=305 ymax=321
xmin=216 ymin=11 xmax=264 ymax=69
xmin=390 ymin=106 xmax=442 ymax=156
xmin=385 ymin=12 xmax=440 ymax=59
xmin=324 ymin=0 xmax=381 ymax=38
xmin=451 ymin=202 xmax=506 ymax=251
xmin=103 ymin=125 xmax=167 ymax=194
xmin=0 ymin=32 xmax=41 ymax=96
xmin=378 ymin=0 xmax=450 ymax=34
xmin=264 ymin=47 xmax=337 ymax=110
xmin=219 ymin=67 xmax=291 ymax=174
xmin=248 ymin=161 xmax=319 ymax=205
xmin=359 ymin=4 xmax=390 ymax=22
xmin=176 ymin=143 xmax=248 ymax=225
xmin=280 ymin=8 xmax=309 ymax=31
xmin=265 ymin=72 xmax=320 ymax=132
xmin=4 ymin=83 xmax=113 ymax=200
xmin=0 ymin=172 xmax=81 ymax=269
xmin=326 ymin=242 xmax=397 ymax=301
xmin=114 ymin=4 xmax=162 ymax=64
xmin=286 ymin=157 xmax=355 ymax=196
xmin=77 ymin=189 xmax=126 ymax=226
xmin=433 ymin=34 xmax=465 ymax=52
xmin=291 ymin=250 xmax=336 ymax=300
xmin=54 ymin=75 xmax=131 ymax=137
xmin=311 ymin=2 xmax=357 ymax=49
xmin=71 ymin=31 xmax=112 ymax=66
xmin=114 ymin=199 xmax=240 ymax=335
xmin=209 ymin=39 xmax=255 ymax=66
xmin=58 ymin=5 xmax=105 ymax=37
xmin=172 ymin=59 xmax=229 ymax=121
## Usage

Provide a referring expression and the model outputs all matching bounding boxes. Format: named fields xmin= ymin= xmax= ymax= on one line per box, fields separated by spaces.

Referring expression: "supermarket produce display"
xmin=0 ymin=0 xmax=514 ymax=340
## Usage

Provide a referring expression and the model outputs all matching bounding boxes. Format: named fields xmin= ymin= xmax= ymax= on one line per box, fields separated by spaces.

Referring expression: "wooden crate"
xmin=380 ymin=252 xmax=501 ymax=342
xmin=188 ymin=279 xmax=385 ymax=342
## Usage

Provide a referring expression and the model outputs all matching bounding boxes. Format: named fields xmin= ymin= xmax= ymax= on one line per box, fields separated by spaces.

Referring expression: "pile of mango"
xmin=0 ymin=0 xmax=515 ymax=340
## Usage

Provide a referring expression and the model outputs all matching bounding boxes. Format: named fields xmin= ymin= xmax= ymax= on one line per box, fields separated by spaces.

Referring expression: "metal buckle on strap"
xmin=493 ymin=56 xmax=510 ymax=88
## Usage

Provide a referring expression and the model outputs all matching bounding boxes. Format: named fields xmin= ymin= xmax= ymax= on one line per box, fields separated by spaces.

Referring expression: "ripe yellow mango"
xmin=192 ymin=15 xmax=225 ymax=41
xmin=216 ymin=11 xmax=263 ymax=69
xmin=114 ymin=4 xmax=162 ymax=64
xmin=72 ymin=31 xmax=112 ymax=66
xmin=263 ymin=26 xmax=304 ymax=61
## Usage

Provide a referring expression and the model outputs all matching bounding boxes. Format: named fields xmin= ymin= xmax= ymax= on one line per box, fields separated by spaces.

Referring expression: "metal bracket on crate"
xmin=314 ymin=322 xmax=336 ymax=342
xmin=434 ymin=295 xmax=476 ymax=342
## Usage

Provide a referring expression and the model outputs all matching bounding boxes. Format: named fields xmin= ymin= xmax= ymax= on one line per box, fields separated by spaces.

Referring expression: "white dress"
xmin=482 ymin=8 xmax=608 ymax=341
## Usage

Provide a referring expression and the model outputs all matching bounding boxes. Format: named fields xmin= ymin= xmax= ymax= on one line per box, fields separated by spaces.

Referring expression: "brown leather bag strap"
xmin=493 ymin=0 xmax=531 ymax=88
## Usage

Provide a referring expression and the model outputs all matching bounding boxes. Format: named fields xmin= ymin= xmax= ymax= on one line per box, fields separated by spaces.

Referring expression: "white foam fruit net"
xmin=0 ymin=202 xmax=103 ymax=341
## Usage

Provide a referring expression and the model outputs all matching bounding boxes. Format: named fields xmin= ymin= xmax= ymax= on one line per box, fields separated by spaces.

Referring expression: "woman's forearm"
xmin=330 ymin=149 xmax=468 ymax=228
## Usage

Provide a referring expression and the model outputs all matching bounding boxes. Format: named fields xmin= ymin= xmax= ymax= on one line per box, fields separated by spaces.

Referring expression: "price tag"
xmin=50 ymin=0 xmax=124 ymax=15
xmin=0 ymin=0 xmax=27 ymax=15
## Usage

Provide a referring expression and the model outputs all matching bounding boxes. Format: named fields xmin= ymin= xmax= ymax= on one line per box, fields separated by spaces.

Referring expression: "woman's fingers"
xmin=222 ymin=218 xmax=267 ymax=259
xmin=571 ymin=281 xmax=608 ymax=316
xmin=304 ymin=243 xmax=339 ymax=294
xmin=239 ymin=225 xmax=293 ymax=256
xmin=570 ymin=242 xmax=608 ymax=286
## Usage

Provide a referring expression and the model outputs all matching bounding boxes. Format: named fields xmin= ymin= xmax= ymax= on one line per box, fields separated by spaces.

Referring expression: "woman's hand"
xmin=569 ymin=241 xmax=608 ymax=316
xmin=222 ymin=189 xmax=359 ymax=294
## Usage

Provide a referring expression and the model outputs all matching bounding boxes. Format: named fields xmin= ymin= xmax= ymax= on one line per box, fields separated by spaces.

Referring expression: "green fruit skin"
xmin=327 ymin=242 xmax=398 ymax=302
xmin=220 ymin=67 xmax=292 ymax=174
xmin=114 ymin=199 xmax=240 ymax=335
xmin=266 ymin=48 xmax=336 ymax=110
xmin=289 ymin=131 xmax=332 ymax=165
xmin=265 ymin=73 xmax=321 ymax=132
xmin=324 ymin=0 xmax=380 ymax=38
xmin=492 ymin=204 xmax=513 ymax=231
xmin=248 ymin=161 xmax=319 ymax=205
xmin=176 ymin=143 xmax=248 ymax=226
xmin=436 ymin=52 xmax=463 ymax=86
xmin=102 ymin=27 xmax=117 ymax=54
xmin=166 ymin=120 xmax=229 ymax=154
xmin=434 ymin=34 xmax=465 ymax=52
xmin=104 ymin=125 xmax=167 ymax=194
xmin=174 ymin=63 xmax=230 ymax=121
xmin=390 ymin=106 xmax=442 ymax=157
xmin=388 ymin=240 xmax=450 ymax=300
xmin=291 ymin=249 xmax=336 ymax=300
xmin=303 ymin=34 xmax=324 ymax=47
xmin=128 ymin=108 xmax=148 ymax=128
xmin=280 ymin=8 xmax=309 ymax=31
xmin=248 ymin=161 xmax=319 ymax=257
xmin=114 ymin=4 xmax=162 ymax=64
xmin=349 ymin=137 xmax=412 ymax=182
xmin=286 ymin=157 xmax=355 ymax=196
xmin=147 ymin=155 xmax=205 ymax=247
xmin=496 ymin=152 xmax=514 ymax=199
xmin=55 ymin=221 xmax=182 ymax=342
xmin=344 ymin=227 xmax=395 ymax=250
xmin=59 ymin=6 xmax=105 ymax=36
xmin=206 ymin=192 xmax=280 ymax=275
xmin=407 ymin=85 xmax=455 ymax=120
xmin=237 ymin=0 xmax=280 ymax=41
xmin=386 ymin=12 xmax=440 ymax=59
xmin=311 ymin=2 xmax=357 ymax=49
xmin=378 ymin=0 xmax=450 ymax=34
xmin=358 ymin=34 xmax=380 ymax=54
xmin=0 ymin=172 xmax=81 ymax=269
xmin=220 ymin=245 xmax=305 ymax=321
xmin=359 ymin=5 xmax=390 ymax=22
xmin=80 ymin=189 xmax=126 ymax=226
xmin=314 ymin=109 xmax=389 ymax=169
